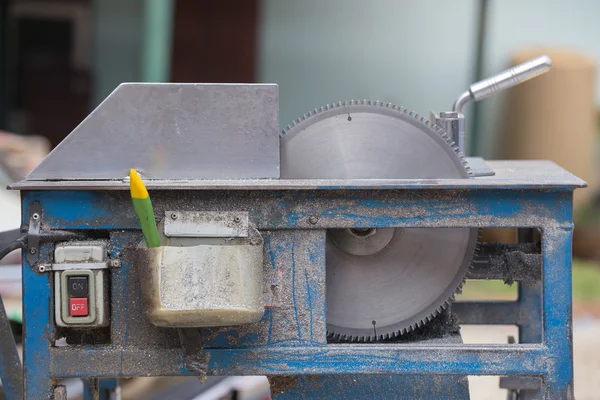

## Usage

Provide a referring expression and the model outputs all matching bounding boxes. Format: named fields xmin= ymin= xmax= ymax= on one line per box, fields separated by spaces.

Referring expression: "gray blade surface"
xmin=280 ymin=102 xmax=477 ymax=341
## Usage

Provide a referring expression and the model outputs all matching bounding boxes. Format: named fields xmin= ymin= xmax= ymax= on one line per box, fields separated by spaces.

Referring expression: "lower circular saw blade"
xmin=280 ymin=101 xmax=478 ymax=341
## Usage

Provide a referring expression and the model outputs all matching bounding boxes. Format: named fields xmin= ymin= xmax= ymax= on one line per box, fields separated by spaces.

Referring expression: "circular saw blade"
xmin=280 ymin=100 xmax=478 ymax=341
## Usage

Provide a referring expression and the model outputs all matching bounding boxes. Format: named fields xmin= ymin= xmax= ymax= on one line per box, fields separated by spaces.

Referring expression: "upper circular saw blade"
xmin=280 ymin=101 xmax=478 ymax=341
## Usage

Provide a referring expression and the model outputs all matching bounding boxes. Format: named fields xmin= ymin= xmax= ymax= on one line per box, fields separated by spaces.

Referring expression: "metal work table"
xmin=9 ymin=160 xmax=584 ymax=399
xmin=10 ymin=160 xmax=584 ymax=190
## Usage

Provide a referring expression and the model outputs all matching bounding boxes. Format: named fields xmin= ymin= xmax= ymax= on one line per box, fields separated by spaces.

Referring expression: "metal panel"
xmin=24 ymin=83 xmax=280 ymax=181
xmin=164 ymin=211 xmax=249 ymax=238
xmin=271 ymin=374 xmax=470 ymax=399
xmin=47 ymin=343 xmax=549 ymax=377
xmin=19 ymin=188 xmax=574 ymax=231
xmin=11 ymin=160 xmax=587 ymax=190
xmin=466 ymin=156 xmax=495 ymax=177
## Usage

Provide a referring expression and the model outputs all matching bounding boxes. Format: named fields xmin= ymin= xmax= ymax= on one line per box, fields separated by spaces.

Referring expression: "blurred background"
xmin=0 ymin=0 xmax=599 ymax=399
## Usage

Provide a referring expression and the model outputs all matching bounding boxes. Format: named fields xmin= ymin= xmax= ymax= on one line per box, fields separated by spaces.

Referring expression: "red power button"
xmin=69 ymin=298 xmax=88 ymax=317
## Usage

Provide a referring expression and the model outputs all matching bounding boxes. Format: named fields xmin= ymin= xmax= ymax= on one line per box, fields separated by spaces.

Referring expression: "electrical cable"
xmin=0 ymin=235 xmax=26 ymax=260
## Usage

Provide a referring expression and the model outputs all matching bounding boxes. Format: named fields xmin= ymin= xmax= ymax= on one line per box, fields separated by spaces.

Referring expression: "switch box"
xmin=53 ymin=241 xmax=109 ymax=327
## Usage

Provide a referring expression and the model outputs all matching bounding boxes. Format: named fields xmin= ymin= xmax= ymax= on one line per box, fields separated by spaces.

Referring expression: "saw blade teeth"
xmin=282 ymin=100 xmax=478 ymax=342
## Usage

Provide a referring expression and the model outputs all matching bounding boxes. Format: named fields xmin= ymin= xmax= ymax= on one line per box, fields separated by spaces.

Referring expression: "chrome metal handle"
xmin=453 ymin=55 xmax=552 ymax=112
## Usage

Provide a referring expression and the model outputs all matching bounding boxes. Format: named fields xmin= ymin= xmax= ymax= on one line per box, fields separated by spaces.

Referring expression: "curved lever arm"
xmin=453 ymin=55 xmax=552 ymax=113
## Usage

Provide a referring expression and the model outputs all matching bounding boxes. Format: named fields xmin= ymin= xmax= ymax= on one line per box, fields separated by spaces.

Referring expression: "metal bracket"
xmin=177 ymin=328 xmax=209 ymax=377
xmin=50 ymin=262 xmax=109 ymax=271
xmin=26 ymin=203 xmax=42 ymax=266
xmin=432 ymin=55 xmax=552 ymax=155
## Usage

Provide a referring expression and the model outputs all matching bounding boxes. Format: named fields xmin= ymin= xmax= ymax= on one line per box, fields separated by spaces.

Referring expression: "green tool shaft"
xmin=132 ymin=197 xmax=161 ymax=248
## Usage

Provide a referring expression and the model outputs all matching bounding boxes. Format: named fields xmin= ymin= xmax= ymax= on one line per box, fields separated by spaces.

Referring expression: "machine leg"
xmin=22 ymin=253 xmax=54 ymax=399
xmin=83 ymin=378 xmax=118 ymax=400
xmin=541 ymin=226 xmax=574 ymax=399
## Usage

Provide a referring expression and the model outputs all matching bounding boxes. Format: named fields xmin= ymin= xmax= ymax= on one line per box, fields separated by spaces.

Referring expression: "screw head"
xmin=29 ymin=247 xmax=37 ymax=254
xmin=170 ymin=213 xmax=178 ymax=220
xmin=233 ymin=216 xmax=241 ymax=223
xmin=109 ymin=259 xmax=120 ymax=268
xmin=308 ymin=216 xmax=319 ymax=225
xmin=32 ymin=213 xmax=40 ymax=220
xmin=38 ymin=265 xmax=46 ymax=273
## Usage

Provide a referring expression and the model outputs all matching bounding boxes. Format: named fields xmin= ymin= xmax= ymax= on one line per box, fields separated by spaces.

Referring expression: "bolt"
xmin=29 ymin=247 xmax=37 ymax=254
xmin=38 ymin=265 xmax=46 ymax=273
xmin=170 ymin=213 xmax=178 ymax=220
xmin=308 ymin=216 xmax=319 ymax=225
xmin=109 ymin=259 xmax=120 ymax=268
xmin=32 ymin=213 xmax=40 ymax=220
xmin=233 ymin=216 xmax=241 ymax=223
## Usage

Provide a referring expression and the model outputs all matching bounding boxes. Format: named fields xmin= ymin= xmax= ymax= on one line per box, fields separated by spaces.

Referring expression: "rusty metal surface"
xmin=271 ymin=374 xmax=470 ymax=399
xmin=20 ymin=188 xmax=574 ymax=232
xmin=47 ymin=341 xmax=548 ymax=377
xmin=52 ymin=385 xmax=67 ymax=400
xmin=269 ymin=332 xmax=469 ymax=399
xmin=468 ymin=243 xmax=541 ymax=282
xmin=178 ymin=329 xmax=209 ymax=376
xmin=199 ymin=229 xmax=327 ymax=347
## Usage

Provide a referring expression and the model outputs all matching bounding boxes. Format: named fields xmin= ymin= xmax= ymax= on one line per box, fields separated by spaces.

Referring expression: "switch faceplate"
xmin=57 ymin=270 xmax=97 ymax=325
xmin=53 ymin=241 xmax=109 ymax=328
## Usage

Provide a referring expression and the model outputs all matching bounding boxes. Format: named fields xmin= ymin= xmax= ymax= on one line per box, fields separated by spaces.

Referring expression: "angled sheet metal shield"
xmin=280 ymin=101 xmax=477 ymax=341
xmin=26 ymin=83 xmax=280 ymax=181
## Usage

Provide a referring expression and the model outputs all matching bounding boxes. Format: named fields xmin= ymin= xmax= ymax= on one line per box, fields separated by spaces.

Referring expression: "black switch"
xmin=67 ymin=276 xmax=89 ymax=297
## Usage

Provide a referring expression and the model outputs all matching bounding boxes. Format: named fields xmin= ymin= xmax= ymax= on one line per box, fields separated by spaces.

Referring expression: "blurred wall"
xmin=257 ymin=0 xmax=479 ymax=129
xmin=92 ymin=0 xmax=144 ymax=106
xmin=478 ymin=0 xmax=600 ymax=158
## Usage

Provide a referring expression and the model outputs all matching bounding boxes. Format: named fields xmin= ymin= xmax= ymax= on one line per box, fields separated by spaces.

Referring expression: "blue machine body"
xmin=8 ymin=161 xmax=583 ymax=399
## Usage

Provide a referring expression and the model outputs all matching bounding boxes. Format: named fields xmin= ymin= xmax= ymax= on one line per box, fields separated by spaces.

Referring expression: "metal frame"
xmin=15 ymin=161 xmax=582 ymax=399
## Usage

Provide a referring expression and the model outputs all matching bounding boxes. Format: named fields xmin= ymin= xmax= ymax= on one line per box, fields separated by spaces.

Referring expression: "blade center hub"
xmin=330 ymin=228 xmax=397 ymax=256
